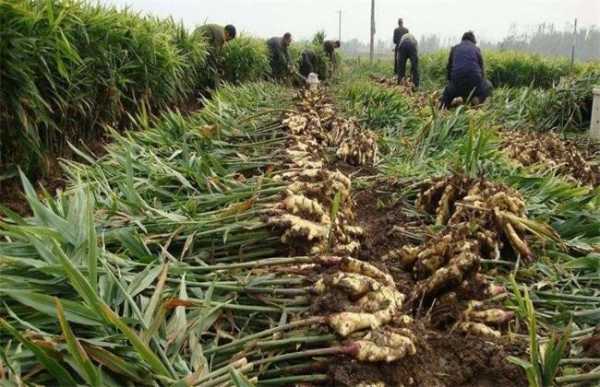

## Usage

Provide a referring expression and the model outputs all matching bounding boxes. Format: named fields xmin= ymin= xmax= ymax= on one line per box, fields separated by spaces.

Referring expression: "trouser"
xmin=440 ymin=75 xmax=493 ymax=108
xmin=394 ymin=45 xmax=399 ymax=74
xmin=269 ymin=58 xmax=288 ymax=81
xmin=299 ymin=54 xmax=314 ymax=78
xmin=397 ymin=42 xmax=419 ymax=88
xmin=205 ymin=51 xmax=222 ymax=89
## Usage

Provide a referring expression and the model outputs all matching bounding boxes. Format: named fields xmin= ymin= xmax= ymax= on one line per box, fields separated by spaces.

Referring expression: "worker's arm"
xmin=446 ymin=47 xmax=454 ymax=81
xmin=393 ymin=28 xmax=400 ymax=45
xmin=283 ymin=48 xmax=291 ymax=66
xmin=476 ymin=47 xmax=485 ymax=77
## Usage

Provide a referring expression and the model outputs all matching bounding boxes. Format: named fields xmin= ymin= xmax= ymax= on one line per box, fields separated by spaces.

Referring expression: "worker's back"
xmin=393 ymin=26 xmax=409 ymax=45
xmin=450 ymin=40 xmax=482 ymax=80
xmin=267 ymin=37 xmax=282 ymax=53
xmin=299 ymin=49 xmax=317 ymax=77
xmin=196 ymin=24 xmax=225 ymax=51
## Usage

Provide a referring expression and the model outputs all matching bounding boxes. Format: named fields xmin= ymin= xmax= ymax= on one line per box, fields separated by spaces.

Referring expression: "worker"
xmin=440 ymin=31 xmax=493 ymax=108
xmin=323 ymin=40 xmax=341 ymax=74
xmin=393 ymin=18 xmax=409 ymax=74
xmin=298 ymin=49 xmax=318 ymax=78
xmin=396 ymin=31 xmax=419 ymax=88
xmin=267 ymin=33 xmax=293 ymax=80
xmin=195 ymin=24 xmax=237 ymax=87
xmin=196 ymin=24 xmax=237 ymax=52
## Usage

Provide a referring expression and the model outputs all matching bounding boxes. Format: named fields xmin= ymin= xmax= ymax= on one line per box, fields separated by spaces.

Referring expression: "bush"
xmin=290 ymin=42 xmax=334 ymax=81
xmin=420 ymin=50 xmax=596 ymax=89
xmin=337 ymin=80 xmax=420 ymax=131
xmin=222 ymin=36 xmax=270 ymax=84
xmin=0 ymin=0 xmax=207 ymax=175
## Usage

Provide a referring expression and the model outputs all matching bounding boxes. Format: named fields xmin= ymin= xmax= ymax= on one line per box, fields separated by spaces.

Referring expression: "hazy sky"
xmin=99 ymin=0 xmax=600 ymax=43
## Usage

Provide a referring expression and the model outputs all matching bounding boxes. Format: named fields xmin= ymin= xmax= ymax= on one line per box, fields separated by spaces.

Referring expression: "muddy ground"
xmin=326 ymin=180 xmax=528 ymax=387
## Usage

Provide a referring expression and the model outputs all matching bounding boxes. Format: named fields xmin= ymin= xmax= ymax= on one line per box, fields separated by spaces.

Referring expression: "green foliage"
xmin=488 ymin=69 xmax=600 ymax=131
xmin=531 ymin=69 xmax=600 ymax=130
xmin=0 ymin=82 xmax=294 ymax=385
xmin=312 ymin=30 xmax=326 ymax=46
xmin=336 ymin=80 xmax=419 ymax=131
xmin=485 ymin=51 xmax=572 ymax=88
xmin=508 ymin=278 xmax=571 ymax=387
xmin=0 ymin=0 xmax=207 ymax=176
xmin=290 ymin=42 xmax=333 ymax=81
xmin=420 ymin=49 xmax=598 ymax=89
xmin=222 ymin=36 xmax=270 ymax=84
xmin=458 ymin=123 xmax=498 ymax=177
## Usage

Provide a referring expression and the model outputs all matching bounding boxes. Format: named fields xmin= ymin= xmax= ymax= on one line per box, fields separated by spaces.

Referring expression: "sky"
xmin=98 ymin=0 xmax=600 ymax=44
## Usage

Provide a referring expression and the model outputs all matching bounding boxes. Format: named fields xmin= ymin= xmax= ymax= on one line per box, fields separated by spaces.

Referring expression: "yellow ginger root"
xmin=282 ymin=193 xmax=329 ymax=222
xmin=269 ymin=214 xmax=328 ymax=241
xmin=356 ymin=382 xmax=385 ymax=387
xmin=353 ymin=330 xmax=416 ymax=362
xmin=435 ymin=184 xmax=457 ymax=225
xmin=356 ymin=287 xmax=405 ymax=313
xmin=497 ymin=209 xmax=533 ymax=260
xmin=318 ymin=256 xmax=394 ymax=287
xmin=329 ymin=312 xmax=382 ymax=336
xmin=456 ymin=322 xmax=501 ymax=338
xmin=328 ymin=286 xmax=403 ymax=336
xmin=283 ymin=115 xmax=308 ymax=133
xmin=328 ymin=272 xmax=382 ymax=297
xmin=344 ymin=225 xmax=365 ymax=237
xmin=413 ymin=234 xmax=453 ymax=277
xmin=464 ymin=308 xmax=514 ymax=325
xmin=340 ymin=257 xmax=394 ymax=287
xmin=415 ymin=245 xmax=479 ymax=300
xmin=333 ymin=241 xmax=362 ymax=256
xmin=382 ymin=245 xmax=420 ymax=268
xmin=275 ymin=168 xmax=322 ymax=181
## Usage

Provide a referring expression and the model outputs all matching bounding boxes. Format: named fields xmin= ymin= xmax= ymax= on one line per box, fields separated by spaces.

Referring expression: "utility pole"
xmin=337 ymin=10 xmax=342 ymax=42
xmin=571 ymin=18 xmax=578 ymax=67
xmin=369 ymin=0 xmax=375 ymax=62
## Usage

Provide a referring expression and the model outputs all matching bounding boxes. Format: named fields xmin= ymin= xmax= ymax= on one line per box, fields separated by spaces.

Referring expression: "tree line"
xmin=341 ymin=23 xmax=600 ymax=61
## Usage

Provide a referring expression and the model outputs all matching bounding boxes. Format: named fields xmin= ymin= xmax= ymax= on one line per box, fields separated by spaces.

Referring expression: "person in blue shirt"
xmin=440 ymin=31 xmax=493 ymax=108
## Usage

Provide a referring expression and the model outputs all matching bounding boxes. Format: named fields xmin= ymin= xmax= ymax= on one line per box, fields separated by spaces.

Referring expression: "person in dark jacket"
xmin=396 ymin=31 xmax=419 ymax=88
xmin=267 ymin=33 xmax=293 ymax=80
xmin=393 ymin=18 xmax=409 ymax=74
xmin=196 ymin=24 xmax=237 ymax=52
xmin=440 ymin=31 xmax=493 ymax=108
xmin=323 ymin=40 xmax=341 ymax=72
xmin=195 ymin=24 xmax=237 ymax=87
xmin=298 ymin=49 xmax=317 ymax=78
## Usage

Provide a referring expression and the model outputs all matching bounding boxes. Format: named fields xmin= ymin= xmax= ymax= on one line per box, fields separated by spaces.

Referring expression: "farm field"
xmin=2 ymin=1 xmax=600 ymax=386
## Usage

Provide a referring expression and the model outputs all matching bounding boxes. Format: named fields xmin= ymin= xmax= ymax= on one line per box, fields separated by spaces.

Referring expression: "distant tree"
xmin=339 ymin=23 xmax=599 ymax=61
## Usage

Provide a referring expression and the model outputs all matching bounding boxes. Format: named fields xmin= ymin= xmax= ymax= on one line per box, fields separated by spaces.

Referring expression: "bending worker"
xmin=323 ymin=40 xmax=341 ymax=74
xmin=195 ymin=24 xmax=237 ymax=87
xmin=267 ymin=33 xmax=293 ymax=80
xmin=396 ymin=30 xmax=419 ymax=88
xmin=298 ymin=49 xmax=318 ymax=78
xmin=393 ymin=18 xmax=409 ymax=74
xmin=440 ymin=31 xmax=493 ymax=108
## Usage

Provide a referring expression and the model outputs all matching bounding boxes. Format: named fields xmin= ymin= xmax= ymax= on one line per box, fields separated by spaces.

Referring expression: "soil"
xmin=353 ymin=179 xmax=426 ymax=261
xmin=330 ymin=326 xmax=527 ymax=387
xmin=323 ymin=178 xmax=529 ymax=387
xmin=0 ymin=155 xmax=66 ymax=216
xmin=329 ymin=159 xmax=379 ymax=178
